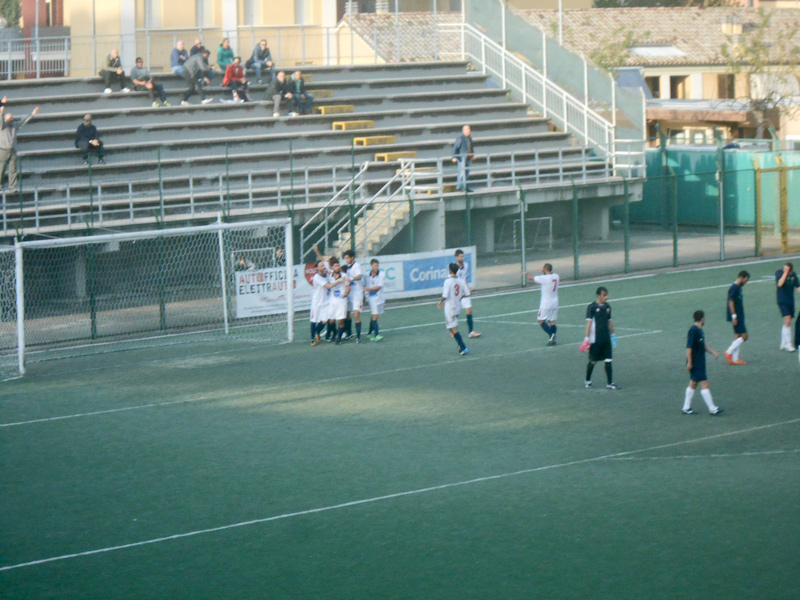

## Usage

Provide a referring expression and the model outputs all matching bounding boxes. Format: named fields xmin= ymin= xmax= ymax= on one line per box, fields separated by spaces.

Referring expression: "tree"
xmin=720 ymin=9 xmax=800 ymax=138
xmin=588 ymin=27 xmax=648 ymax=73
xmin=0 ymin=0 xmax=21 ymax=28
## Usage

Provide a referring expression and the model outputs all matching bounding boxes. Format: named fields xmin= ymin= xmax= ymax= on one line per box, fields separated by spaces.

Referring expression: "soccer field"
xmin=1 ymin=257 xmax=798 ymax=599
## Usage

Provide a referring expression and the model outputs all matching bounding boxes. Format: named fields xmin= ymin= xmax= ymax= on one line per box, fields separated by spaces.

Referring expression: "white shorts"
xmin=328 ymin=298 xmax=347 ymax=321
xmin=368 ymin=296 xmax=384 ymax=315
xmin=348 ymin=289 xmax=363 ymax=312
xmin=460 ymin=296 xmax=472 ymax=309
xmin=445 ymin=306 xmax=460 ymax=329
xmin=310 ymin=301 xmax=326 ymax=323
xmin=538 ymin=307 xmax=558 ymax=322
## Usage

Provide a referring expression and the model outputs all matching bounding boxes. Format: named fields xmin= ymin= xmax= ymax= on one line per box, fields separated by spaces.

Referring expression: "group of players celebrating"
xmin=309 ymin=246 xmax=386 ymax=345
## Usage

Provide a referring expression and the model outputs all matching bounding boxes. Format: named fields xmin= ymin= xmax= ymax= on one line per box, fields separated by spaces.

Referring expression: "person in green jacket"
xmin=217 ymin=38 xmax=235 ymax=70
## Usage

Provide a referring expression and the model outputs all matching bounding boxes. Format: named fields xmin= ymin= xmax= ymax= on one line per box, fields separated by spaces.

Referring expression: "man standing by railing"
xmin=0 ymin=100 xmax=39 ymax=189
xmin=452 ymin=124 xmax=474 ymax=192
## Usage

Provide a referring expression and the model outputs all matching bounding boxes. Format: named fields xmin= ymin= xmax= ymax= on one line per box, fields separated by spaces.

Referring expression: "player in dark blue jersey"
xmin=724 ymin=270 xmax=749 ymax=365
xmin=582 ymin=286 xmax=619 ymax=390
xmin=683 ymin=310 xmax=723 ymax=415
xmin=776 ymin=262 xmax=800 ymax=352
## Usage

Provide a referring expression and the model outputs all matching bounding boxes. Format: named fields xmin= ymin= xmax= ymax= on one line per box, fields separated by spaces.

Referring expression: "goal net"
xmin=0 ymin=218 xmax=294 ymax=379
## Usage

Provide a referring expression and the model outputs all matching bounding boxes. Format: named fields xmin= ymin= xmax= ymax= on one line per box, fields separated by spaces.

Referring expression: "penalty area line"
xmin=2 ymin=417 xmax=798 ymax=572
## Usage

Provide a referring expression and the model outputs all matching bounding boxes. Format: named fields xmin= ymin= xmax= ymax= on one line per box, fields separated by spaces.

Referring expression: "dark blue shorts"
xmin=689 ymin=366 xmax=707 ymax=383
xmin=778 ymin=303 xmax=794 ymax=318
xmin=733 ymin=319 xmax=747 ymax=335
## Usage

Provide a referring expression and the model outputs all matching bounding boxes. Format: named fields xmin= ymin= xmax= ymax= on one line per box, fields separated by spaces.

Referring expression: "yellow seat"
xmin=374 ymin=151 xmax=417 ymax=162
xmin=332 ymin=120 xmax=374 ymax=131
xmin=312 ymin=89 xmax=334 ymax=99
xmin=313 ymin=105 xmax=355 ymax=115
xmin=353 ymin=135 xmax=396 ymax=146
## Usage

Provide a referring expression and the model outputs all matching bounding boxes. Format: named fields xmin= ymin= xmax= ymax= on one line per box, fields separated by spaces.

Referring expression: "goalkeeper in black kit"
xmin=582 ymin=286 xmax=619 ymax=390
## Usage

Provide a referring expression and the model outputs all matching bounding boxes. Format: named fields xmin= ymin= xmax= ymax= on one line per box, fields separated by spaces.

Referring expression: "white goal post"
xmin=0 ymin=217 xmax=294 ymax=379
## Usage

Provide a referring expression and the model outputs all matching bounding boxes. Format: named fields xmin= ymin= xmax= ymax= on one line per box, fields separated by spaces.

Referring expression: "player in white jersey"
xmin=437 ymin=262 xmax=470 ymax=355
xmin=313 ymin=243 xmax=339 ymax=341
xmin=526 ymin=263 xmax=560 ymax=346
xmin=309 ymin=260 xmax=328 ymax=346
xmin=324 ymin=258 xmax=350 ymax=345
xmin=455 ymin=249 xmax=480 ymax=338
xmin=364 ymin=258 xmax=386 ymax=341
xmin=342 ymin=249 xmax=364 ymax=343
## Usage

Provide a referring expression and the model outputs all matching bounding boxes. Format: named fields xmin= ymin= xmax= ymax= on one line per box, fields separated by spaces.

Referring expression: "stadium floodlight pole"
xmin=15 ymin=238 xmax=25 ymax=376
xmin=714 ymin=127 xmax=726 ymax=261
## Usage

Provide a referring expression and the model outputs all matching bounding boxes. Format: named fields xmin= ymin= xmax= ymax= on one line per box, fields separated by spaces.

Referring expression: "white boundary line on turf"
xmin=605 ymin=449 xmax=800 ymax=461
xmin=2 ymin=417 xmax=798 ymax=572
xmin=0 ymin=329 xmax=662 ymax=428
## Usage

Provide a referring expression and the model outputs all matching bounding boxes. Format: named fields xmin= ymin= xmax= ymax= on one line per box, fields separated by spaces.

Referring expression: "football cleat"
xmin=710 ymin=407 xmax=724 ymax=416
xmin=584 ymin=380 xmax=592 ymax=389
xmin=733 ymin=359 xmax=748 ymax=366
xmin=372 ymin=335 xmax=383 ymax=341
xmin=460 ymin=347 xmax=469 ymax=356
xmin=468 ymin=331 xmax=481 ymax=338
xmin=546 ymin=334 xmax=557 ymax=347
xmin=724 ymin=351 xmax=734 ymax=365
xmin=606 ymin=383 xmax=620 ymax=390
xmin=355 ymin=337 xmax=361 ymax=344
xmin=681 ymin=408 xmax=694 ymax=415
xmin=310 ymin=338 xmax=319 ymax=346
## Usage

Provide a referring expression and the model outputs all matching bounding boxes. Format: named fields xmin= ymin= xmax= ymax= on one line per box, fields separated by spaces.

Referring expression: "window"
xmin=670 ymin=75 xmax=688 ymax=100
xmin=645 ymin=76 xmax=660 ymax=98
xmin=717 ymin=74 xmax=735 ymax=99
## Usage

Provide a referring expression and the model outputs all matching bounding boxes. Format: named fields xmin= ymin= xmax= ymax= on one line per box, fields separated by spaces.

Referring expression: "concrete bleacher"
xmin=1 ymin=60 xmax=613 ymax=242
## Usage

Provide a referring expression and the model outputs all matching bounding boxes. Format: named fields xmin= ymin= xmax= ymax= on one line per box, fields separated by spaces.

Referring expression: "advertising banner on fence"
xmin=234 ymin=246 xmax=476 ymax=318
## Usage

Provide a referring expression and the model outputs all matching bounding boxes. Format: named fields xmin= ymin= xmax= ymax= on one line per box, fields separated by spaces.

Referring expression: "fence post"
xmin=157 ymin=220 xmax=167 ymax=331
xmin=715 ymin=128 xmax=725 ymax=261
xmin=15 ymin=239 xmax=25 ymax=375
xmin=519 ymin=186 xmax=526 ymax=287
xmin=88 ymin=161 xmax=94 ymax=230
xmin=465 ymin=189 xmax=472 ymax=246
xmin=225 ymin=143 xmax=231 ymax=218
xmin=87 ymin=242 xmax=97 ymax=339
xmin=289 ymin=140 xmax=295 ymax=221
xmin=571 ymin=179 xmax=580 ymax=280
xmin=623 ymin=175 xmax=630 ymax=273
xmin=671 ymin=169 xmax=678 ymax=267
xmin=753 ymin=158 xmax=762 ymax=256
xmin=408 ymin=189 xmax=415 ymax=254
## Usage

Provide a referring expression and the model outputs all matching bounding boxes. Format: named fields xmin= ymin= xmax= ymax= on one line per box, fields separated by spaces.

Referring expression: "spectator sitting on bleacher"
xmin=0 ymin=102 xmax=39 ymax=189
xmin=180 ymin=50 xmax=214 ymax=106
xmin=190 ymin=38 xmax=206 ymax=57
xmin=289 ymin=70 xmax=313 ymax=116
xmin=223 ymin=57 xmax=251 ymax=103
xmin=131 ymin=57 xmax=170 ymax=108
xmin=266 ymin=70 xmax=291 ymax=118
xmin=75 ymin=114 xmax=105 ymax=166
xmin=217 ymin=38 xmax=235 ymax=70
xmin=247 ymin=39 xmax=274 ymax=85
xmin=99 ymin=49 xmax=130 ymax=94
xmin=171 ymin=40 xmax=189 ymax=77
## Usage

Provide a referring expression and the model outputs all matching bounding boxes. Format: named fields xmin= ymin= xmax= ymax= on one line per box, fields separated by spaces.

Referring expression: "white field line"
xmin=605 ymin=449 xmax=800 ymax=461
xmin=0 ymin=329 xmax=662 ymax=428
xmin=2 ymin=417 xmax=797 ymax=572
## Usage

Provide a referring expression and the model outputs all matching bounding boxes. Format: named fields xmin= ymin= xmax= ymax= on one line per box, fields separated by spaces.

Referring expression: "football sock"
xmin=604 ymin=361 xmax=613 ymax=384
xmin=367 ymin=321 xmax=374 ymax=335
xmin=345 ymin=318 xmax=352 ymax=336
xmin=726 ymin=337 xmax=744 ymax=354
xmin=374 ymin=321 xmax=379 ymax=336
xmin=337 ymin=327 xmax=344 ymax=342
xmin=356 ymin=321 xmax=362 ymax=338
xmin=540 ymin=322 xmax=552 ymax=337
xmin=551 ymin=324 xmax=557 ymax=337
xmin=683 ymin=386 xmax=695 ymax=411
xmin=700 ymin=389 xmax=716 ymax=411
xmin=310 ymin=322 xmax=316 ymax=340
xmin=467 ymin=314 xmax=474 ymax=333
xmin=586 ymin=362 xmax=595 ymax=381
xmin=732 ymin=346 xmax=740 ymax=362
xmin=453 ymin=332 xmax=466 ymax=351
xmin=782 ymin=325 xmax=791 ymax=346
